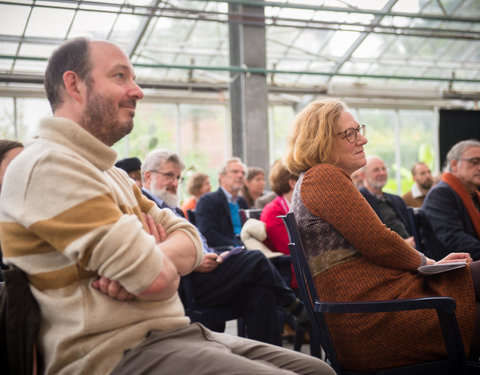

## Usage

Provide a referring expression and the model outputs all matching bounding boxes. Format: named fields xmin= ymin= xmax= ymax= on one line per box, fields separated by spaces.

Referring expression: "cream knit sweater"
xmin=0 ymin=117 xmax=203 ymax=374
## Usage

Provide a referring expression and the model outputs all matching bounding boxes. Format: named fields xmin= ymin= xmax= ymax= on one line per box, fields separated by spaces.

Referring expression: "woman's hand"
xmin=436 ymin=252 xmax=472 ymax=264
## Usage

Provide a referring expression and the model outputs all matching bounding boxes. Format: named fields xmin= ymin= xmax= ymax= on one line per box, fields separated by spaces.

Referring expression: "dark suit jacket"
xmin=195 ymin=188 xmax=248 ymax=248
xmin=422 ymin=181 xmax=480 ymax=260
xmin=359 ymin=187 xmax=412 ymax=236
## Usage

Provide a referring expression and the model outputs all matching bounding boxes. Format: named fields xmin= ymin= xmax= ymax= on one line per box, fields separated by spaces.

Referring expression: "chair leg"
xmin=293 ymin=326 xmax=305 ymax=351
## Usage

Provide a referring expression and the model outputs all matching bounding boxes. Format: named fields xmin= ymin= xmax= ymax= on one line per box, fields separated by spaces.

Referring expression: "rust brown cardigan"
xmin=291 ymin=163 xmax=476 ymax=372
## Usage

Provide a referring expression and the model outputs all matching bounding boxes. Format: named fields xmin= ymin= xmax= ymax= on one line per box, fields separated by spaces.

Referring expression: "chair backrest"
xmin=280 ymin=212 xmax=336 ymax=362
xmin=186 ymin=209 xmax=196 ymax=226
xmin=406 ymin=207 xmax=449 ymax=261
xmin=239 ymin=209 xmax=262 ymax=225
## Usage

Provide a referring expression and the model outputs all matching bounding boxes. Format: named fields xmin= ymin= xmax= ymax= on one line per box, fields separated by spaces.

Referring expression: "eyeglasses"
xmin=150 ymin=170 xmax=184 ymax=183
xmin=456 ymin=157 xmax=480 ymax=166
xmin=336 ymin=125 xmax=366 ymax=144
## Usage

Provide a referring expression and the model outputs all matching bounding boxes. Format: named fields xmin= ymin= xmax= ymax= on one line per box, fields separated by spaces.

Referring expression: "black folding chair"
xmin=179 ymin=274 xmax=245 ymax=336
xmin=280 ymin=212 xmax=480 ymax=375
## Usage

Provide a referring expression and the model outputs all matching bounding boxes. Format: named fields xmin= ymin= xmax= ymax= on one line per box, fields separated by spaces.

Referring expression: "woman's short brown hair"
xmin=246 ymin=167 xmax=265 ymax=182
xmin=284 ymin=99 xmax=346 ymax=175
xmin=187 ymin=172 xmax=209 ymax=196
xmin=269 ymin=159 xmax=298 ymax=196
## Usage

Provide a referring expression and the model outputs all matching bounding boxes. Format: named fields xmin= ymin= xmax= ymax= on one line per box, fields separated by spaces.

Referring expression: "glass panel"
xmin=269 ymin=104 xmax=296 ymax=161
xmin=179 ymin=103 xmax=228 ymax=192
xmin=0 ymin=97 xmax=51 ymax=142
xmin=24 ymin=7 xmax=74 ymax=38
xmin=69 ymin=10 xmax=118 ymax=39
xmin=356 ymin=107 xmax=435 ymax=195
xmin=398 ymin=109 xmax=436 ymax=193
xmin=0 ymin=4 xmax=30 ymax=35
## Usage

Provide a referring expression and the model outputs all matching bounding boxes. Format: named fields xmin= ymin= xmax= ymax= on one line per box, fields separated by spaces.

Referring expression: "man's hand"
xmin=143 ymin=212 xmax=167 ymax=243
xmin=194 ymin=253 xmax=220 ymax=273
xmin=92 ymin=277 xmax=134 ymax=301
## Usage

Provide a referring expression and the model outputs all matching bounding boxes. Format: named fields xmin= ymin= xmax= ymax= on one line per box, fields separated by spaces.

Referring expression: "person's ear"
xmin=62 ymin=71 xmax=85 ymax=103
xmin=450 ymin=159 xmax=458 ymax=173
xmin=288 ymin=178 xmax=296 ymax=190
xmin=143 ymin=171 xmax=153 ymax=189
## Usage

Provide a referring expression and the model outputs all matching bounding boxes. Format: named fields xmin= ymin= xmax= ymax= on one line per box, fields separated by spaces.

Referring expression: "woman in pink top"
xmin=260 ymin=159 xmax=298 ymax=289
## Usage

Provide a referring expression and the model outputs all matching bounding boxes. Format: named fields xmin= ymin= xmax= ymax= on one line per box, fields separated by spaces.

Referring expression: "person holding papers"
xmin=284 ymin=98 xmax=480 ymax=372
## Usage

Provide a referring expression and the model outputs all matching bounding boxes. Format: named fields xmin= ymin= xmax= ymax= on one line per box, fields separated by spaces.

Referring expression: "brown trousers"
xmin=111 ymin=323 xmax=335 ymax=375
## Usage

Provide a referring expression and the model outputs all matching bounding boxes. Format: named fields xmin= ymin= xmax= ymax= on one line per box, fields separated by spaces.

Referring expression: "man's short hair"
xmin=411 ymin=162 xmax=427 ymax=176
xmin=44 ymin=37 xmax=92 ymax=112
xmin=445 ymin=139 xmax=480 ymax=172
xmin=219 ymin=157 xmax=246 ymax=175
xmin=142 ymin=149 xmax=185 ymax=181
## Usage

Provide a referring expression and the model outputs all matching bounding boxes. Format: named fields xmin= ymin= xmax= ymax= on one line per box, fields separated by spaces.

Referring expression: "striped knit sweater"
xmin=291 ymin=163 xmax=476 ymax=372
xmin=0 ymin=117 xmax=203 ymax=374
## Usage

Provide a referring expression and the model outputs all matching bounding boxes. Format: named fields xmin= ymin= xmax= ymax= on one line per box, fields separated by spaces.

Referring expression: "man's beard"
xmin=419 ymin=179 xmax=433 ymax=190
xmin=151 ymin=185 xmax=179 ymax=208
xmin=81 ymin=90 xmax=134 ymax=146
xmin=366 ymin=176 xmax=386 ymax=191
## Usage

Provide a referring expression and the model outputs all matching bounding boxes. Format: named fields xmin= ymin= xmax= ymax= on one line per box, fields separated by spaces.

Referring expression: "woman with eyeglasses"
xmin=284 ymin=99 xmax=480 ymax=372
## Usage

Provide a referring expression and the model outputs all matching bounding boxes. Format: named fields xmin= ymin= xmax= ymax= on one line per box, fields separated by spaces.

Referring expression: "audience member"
xmin=402 ymin=162 xmax=434 ymax=207
xmin=423 ymin=139 xmax=480 ymax=260
xmin=196 ymin=157 xmax=248 ymax=249
xmin=0 ymin=139 xmax=23 ymax=276
xmin=115 ymin=156 xmax=142 ymax=188
xmin=0 ymin=37 xmax=334 ymax=375
xmin=359 ymin=155 xmax=416 ymax=248
xmin=141 ymin=148 xmax=312 ymax=346
xmin=285 ymin=98 xmax=480 ymax=372
xmin=350 ymin=168 xmax=364 ymax=189
xmin=240 ymin=166 xmax=266 ymax=208
xmin=260 ymin=159 xmax=299 ymax=289
xmin=0 ymin=139 xmax=23 ymax=192
xmin=181 ymin=171 xmax=211 ymax=217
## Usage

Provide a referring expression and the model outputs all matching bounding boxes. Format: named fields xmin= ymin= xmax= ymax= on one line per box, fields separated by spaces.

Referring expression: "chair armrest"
xmin=314 ymin=296 xmax=456 ymax=315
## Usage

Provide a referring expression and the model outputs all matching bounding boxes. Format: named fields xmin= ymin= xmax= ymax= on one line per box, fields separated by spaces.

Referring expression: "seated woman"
xmin=240 ymin=167 xmax=266 ymax=208
xmin=260 ymin=159 xmax=298 ymax=289
xmin=181 ymin=172 xmax=211 ymax=218
xmin=284 ymin=98 xmax=480 ymax=372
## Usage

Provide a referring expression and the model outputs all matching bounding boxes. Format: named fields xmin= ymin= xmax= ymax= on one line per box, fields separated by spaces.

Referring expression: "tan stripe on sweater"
xmin=29 ymin=193 xmax=122 ymax=252
xmin=29 ymin=264 xmax=97 ymax=290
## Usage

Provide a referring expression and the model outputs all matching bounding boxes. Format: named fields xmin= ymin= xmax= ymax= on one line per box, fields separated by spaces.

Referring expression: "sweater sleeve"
xmin=301 ymin=164 xmax=423 ymax=271
xmin=9 ymin=151 xmax=199 ymax=294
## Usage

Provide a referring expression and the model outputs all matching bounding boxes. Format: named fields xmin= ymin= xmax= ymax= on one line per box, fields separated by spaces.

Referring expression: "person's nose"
xmin=356 ymin=133 xmax=368 ymax=146
xmin=128 ymin=80 xmax=144 ymax=100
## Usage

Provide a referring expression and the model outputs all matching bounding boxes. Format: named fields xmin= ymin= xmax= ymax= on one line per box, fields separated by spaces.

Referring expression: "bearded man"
xmin=140 ymin=149 xmax=311 ymax=347
xmin=359 ymin=155 xmax=416 ymax=248
xmin=402 ymin=162 xmax=434 ymax=208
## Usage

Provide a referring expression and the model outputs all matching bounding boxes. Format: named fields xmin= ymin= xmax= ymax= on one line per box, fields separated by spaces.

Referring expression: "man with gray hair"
xmin=141 ymin=149 xmax=311 ymax=346
xmin=423 ymin=139 xmax=480 ymax=260
xmin=196 ymin=157 xmax=249 ymax=248
xmin=359 ymin=155 xmax=416 ymax=248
